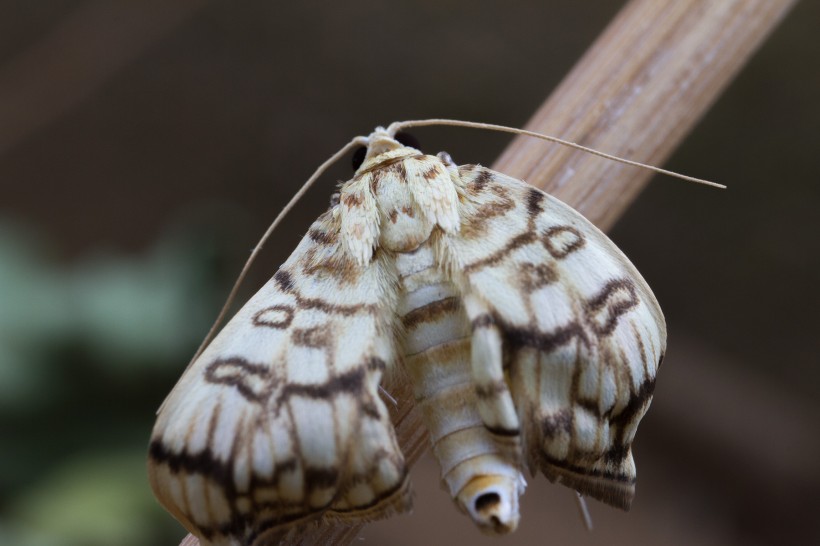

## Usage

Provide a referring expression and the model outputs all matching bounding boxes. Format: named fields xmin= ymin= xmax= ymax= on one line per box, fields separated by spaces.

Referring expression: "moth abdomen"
xmin=396 ymin=241 xmax=526 ymax=534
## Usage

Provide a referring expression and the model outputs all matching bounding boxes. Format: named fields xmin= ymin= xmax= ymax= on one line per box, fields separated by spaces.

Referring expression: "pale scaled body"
xmin=148 ymin=127 xmax=666 ymax=545
xmin=396 ymin=241 xmax=525 ymax=533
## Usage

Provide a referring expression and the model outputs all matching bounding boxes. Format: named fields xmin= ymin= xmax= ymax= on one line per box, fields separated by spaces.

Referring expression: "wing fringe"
xmin=540 ymin=461 xmax=634 ymax=510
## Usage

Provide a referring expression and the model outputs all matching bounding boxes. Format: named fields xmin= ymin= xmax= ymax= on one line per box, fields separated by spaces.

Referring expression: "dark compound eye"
xmin=329 ymin=192 xmax=341 ymax=208
xmin=352 ymin=132 xmax=421 ymax=172
xmin=395 ymin=131 xmax=421 ymax=151
xmin=351 ymin=145 xmax=366 ymax=171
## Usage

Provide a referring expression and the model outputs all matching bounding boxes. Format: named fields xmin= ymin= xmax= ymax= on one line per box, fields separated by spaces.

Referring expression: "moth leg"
xmin=455 ymin=292 xmax=526 ymax=533
xmin=462 ymin=293 xmax=521 ymax=439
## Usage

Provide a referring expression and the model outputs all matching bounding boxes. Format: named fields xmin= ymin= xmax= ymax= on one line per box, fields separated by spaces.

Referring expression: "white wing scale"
xmin=149 ymin=209 xmax=409 ymax=545
xmin=445 ymin=165 xmax=666 ymax=509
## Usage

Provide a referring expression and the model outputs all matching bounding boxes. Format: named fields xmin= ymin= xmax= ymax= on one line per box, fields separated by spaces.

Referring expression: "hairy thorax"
xmin=374 ymin=170 xmax=436 ymax=253
xmin=339 ymin=147 xmax=460 ymax=264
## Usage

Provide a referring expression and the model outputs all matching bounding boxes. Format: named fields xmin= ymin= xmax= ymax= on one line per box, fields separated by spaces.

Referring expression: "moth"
xmin=149 ymin=120 xmax=674 ymax=546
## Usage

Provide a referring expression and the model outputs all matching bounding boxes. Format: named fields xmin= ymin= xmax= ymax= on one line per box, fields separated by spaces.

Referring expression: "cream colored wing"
xmin=445 ymin=165 xmax=666 ymax=510
xmin=148 ymin=208 xmax=409 ymax=546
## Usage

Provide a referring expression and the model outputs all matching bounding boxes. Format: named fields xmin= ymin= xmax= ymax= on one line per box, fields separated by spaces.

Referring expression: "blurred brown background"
xmin=0 ymin=1 xmax=817 ymax=545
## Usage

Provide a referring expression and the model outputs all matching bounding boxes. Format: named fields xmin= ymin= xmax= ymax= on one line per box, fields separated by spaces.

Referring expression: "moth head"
xmin=351 ymin=127 xmax=422 ymax=173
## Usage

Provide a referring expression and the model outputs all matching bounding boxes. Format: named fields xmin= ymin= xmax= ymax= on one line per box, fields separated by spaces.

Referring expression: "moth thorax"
xmin=374 ymin=169 xmax=435 ymax=253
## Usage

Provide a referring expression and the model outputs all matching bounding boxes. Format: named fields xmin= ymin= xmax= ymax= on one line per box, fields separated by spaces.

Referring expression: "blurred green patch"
xmin=0 ymin=217 xmax=240 ymax=545
xmin=6 ymin=452 xmax=181 ymax=546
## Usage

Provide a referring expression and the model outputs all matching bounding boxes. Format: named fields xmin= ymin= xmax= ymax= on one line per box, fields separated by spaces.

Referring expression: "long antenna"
xmin=168 ymin=116 xmax=722 ymax=406
xmin=389 ymin=118 xmax=725 ymax=189
xmin=176 ymin=136 xmax=367 ymax=381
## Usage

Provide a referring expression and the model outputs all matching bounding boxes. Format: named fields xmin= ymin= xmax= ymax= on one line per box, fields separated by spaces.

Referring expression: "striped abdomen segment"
xmin=395 ymin=243 xmax=526 ymax=534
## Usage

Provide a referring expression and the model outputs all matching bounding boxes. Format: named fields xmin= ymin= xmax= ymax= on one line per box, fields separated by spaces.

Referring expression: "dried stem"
xmin=493 ymin=0 xmax=794 ymax=230
xmin=181 ymin=0 xmax=795 ymax=544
